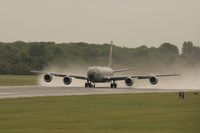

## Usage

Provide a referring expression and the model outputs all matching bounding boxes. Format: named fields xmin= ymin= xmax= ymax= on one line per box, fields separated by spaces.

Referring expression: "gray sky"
xmin=0 ymin=0 xmax=199 ymax=48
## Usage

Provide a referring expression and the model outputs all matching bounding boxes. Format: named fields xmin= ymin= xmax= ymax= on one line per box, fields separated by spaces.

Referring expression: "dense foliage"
xmin=0 ymin=41 xmax=199 ymax=75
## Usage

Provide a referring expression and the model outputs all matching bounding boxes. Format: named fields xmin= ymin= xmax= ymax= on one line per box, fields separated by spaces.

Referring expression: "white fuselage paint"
xmin=87 ymin=66 xmax=113 ymax=82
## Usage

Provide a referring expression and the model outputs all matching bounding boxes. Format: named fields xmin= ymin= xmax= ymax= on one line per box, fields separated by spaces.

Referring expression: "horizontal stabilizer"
xmin=113 ymin=68 xmax=136 ymax=73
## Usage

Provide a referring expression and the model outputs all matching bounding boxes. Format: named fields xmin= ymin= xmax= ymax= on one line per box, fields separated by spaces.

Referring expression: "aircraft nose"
xmin=87 ymin=70 xmax=95 ymax=80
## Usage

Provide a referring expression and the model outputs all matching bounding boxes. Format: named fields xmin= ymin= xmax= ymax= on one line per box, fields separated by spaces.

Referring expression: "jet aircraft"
xmin=31 ymin=41 xmax=180 ymax=88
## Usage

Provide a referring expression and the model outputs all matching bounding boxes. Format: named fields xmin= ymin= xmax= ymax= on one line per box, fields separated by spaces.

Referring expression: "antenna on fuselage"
xmin=108 ymin=41 xmax=113 ymax=67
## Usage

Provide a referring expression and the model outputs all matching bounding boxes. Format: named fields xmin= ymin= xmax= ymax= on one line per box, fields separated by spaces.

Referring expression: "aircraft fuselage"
xmin=87 ymin=66 xmax=113 ymax=82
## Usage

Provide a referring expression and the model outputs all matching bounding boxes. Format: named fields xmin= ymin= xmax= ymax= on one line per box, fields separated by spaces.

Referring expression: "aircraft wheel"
xmin=89 ymin=83 xmax=92 ymax=88
xmin=85 ymin=83 xmax=89 ymax=88
xmin=114 ymin=83 xmax=117 ymax=88
xmin=110 ymin=83 xmax=113 ymax=88
xmin=111 ymin=83 xmax=117 ymax=88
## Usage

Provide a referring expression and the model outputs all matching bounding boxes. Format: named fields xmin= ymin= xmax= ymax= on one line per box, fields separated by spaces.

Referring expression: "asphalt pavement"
xmin=0 ymin=85 xmax=199 ymax=99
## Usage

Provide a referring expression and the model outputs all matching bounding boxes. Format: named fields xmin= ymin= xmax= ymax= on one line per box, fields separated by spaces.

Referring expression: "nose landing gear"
xmin=85 ymin=82 xmax=95 ymax=88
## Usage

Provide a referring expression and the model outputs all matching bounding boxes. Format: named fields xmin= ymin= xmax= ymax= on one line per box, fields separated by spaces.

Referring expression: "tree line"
xmin=0 ymin=41 xmax=199 ymax=75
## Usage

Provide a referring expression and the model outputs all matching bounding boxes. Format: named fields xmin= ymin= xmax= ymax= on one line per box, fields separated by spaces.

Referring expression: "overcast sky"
xmin=0 ymin=0 xmax=199 ymax=48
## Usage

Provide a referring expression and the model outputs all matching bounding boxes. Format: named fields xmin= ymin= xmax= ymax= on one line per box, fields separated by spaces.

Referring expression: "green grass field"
xmin=0 ymin=75 xmax=37 ymax=86
xmin=0 ymin=93 xmax=199 ymax=133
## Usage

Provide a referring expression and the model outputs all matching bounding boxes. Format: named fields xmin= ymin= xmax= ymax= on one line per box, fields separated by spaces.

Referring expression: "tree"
xmin=159 ymin=43 xmax=179 ymax=55
xmin=0 ymin=41 xmax=199 ymax=75
xmin=28 ymin=45 xmax=46 ymax=57
xmin=182 ymin=41 xmax=193 ymax=56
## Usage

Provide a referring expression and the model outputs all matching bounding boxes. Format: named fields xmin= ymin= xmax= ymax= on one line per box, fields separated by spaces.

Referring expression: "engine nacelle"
xmin=149 ymin=76 xmax=158 ymax=85
xmin=44 ymin=74 xmax=53 ymax=82
xmin=63 ymin=76 xmax=72 ymax=85
xmin=125 ymin=77 xmax=134 ymax=86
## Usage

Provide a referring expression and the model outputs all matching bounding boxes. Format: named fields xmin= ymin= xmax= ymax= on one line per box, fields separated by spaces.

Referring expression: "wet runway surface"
xmin=0 ymin=85 xmax=199 ymax=99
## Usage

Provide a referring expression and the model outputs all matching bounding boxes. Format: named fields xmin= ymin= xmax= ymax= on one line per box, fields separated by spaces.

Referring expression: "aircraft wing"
xmin=107 ymin=73 xmax=180 ymax=81
xmin=31 ymin=70 xmax=87 ymax=80
xmin=133 ymin=73 xmax=180 ymax=79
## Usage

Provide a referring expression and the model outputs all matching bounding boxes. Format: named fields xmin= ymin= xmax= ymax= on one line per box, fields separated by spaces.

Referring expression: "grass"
xmin=0 ymin=93 xmax=199 ymax=133
xmin=0 ymin=75 xmax=37 ymax=86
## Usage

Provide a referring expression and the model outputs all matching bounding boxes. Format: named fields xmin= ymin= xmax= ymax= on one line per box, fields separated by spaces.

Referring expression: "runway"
xmin=0 ymin=85 xmax=199 ymax=99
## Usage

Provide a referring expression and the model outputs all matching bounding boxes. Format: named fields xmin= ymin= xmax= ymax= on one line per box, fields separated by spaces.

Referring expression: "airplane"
xmin=31 ymin=41 xmax=180 ymax=88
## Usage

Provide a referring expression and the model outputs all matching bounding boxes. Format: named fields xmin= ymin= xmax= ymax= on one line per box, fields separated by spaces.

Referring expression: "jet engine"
xmin=44 ymin=74 xmax=53 ymax=82
xmin=149 ymin=76 xmax=158 ymax=85
xmin=125 ymin=77 xmax=134 ymax=86
xmin=63 ymin=76 xmax=72 ymax=85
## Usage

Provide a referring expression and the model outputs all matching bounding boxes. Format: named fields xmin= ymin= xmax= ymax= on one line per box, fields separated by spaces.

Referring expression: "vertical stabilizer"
xmin=108 ymin=41 xmax=113 ymax=67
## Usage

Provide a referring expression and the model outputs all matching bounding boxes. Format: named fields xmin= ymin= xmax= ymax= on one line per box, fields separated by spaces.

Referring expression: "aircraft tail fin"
xmin=108 ymin=41 xmax=113 ymax=67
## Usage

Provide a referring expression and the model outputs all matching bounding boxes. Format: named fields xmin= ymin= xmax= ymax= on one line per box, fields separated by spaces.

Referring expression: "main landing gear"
xmin=110 ymin=81 xmax=117 ymax=88
xmin=85 ymin=81 xmax=117 ymax=88
xmin=85 ymin=82 xmax=95 ymax=88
